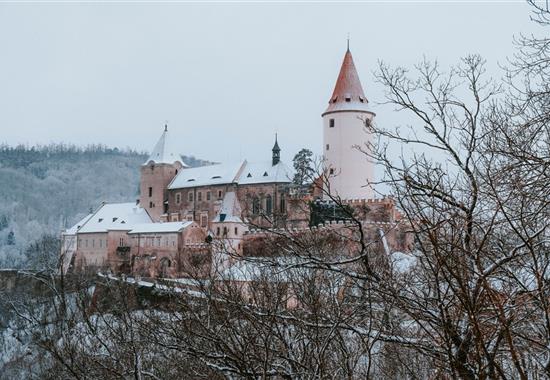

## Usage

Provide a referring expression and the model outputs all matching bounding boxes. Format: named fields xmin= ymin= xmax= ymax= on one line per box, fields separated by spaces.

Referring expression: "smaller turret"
xmin=272 ymin=134 xmax=281 ymax=166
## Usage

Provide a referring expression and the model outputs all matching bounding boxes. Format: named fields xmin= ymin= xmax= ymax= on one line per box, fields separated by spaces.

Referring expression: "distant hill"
xmin=0 ymin=143 xmax=209 ymax=268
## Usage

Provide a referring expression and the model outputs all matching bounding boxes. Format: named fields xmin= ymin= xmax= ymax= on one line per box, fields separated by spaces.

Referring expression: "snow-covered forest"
xmin=0 ymin=144 xmax=207 ymax=269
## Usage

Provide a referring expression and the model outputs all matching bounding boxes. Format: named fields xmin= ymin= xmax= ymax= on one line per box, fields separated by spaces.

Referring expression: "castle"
xmin=61 ymin=46 xmax=410 ymax=279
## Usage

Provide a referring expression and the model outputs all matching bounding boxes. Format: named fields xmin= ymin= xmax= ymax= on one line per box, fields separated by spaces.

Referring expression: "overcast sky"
xmin=0 ymin=2 xmax=543 ymax=164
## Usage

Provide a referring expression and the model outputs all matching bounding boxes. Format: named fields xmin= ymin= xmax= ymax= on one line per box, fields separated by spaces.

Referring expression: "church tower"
xmin=322 ymin=46 xmax=375 ymax=200
xmin=140 ymin=125 xmax=187 ymax=221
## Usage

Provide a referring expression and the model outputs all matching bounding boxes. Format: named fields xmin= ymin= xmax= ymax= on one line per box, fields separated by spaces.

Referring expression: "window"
xmin=148 ymin=187 xmax=152 ymax=197
xmin=280 ymin=196 xmax=286 ymax=214
xmin=188 ymin=192 xmax=194 ymax=202
xmin=218 ymin=190 xmax=223 ymax=199
xmin=149 ymin=201 xmax=153 ymax=208
xmin=266 ymin=194 xmax=273 ymax=215
xmin=186 ymin=215 xmax=193 ymax=221
xmin=119 ymin=237 xmax=124 ymax=247
xmin=329 ymin=118 xmax=335 ymax=128
xmin=223 ymin=227 xmax=228 ymax=236
xmin=200 ymin=213 xmax=208 ymax=228
xmin=216 ymin=227 xmax=220 ymax=236
xmin=329 ymin=168 xmax=335 ymax=175
xmin=234 ymin=227 xmax=238 ymax=235
xmin=198 ymin=191 xmax=202 ymax=201
xmin=252 ymin=198 xmax=260 ymax=214
xmin=176 ymin=193 xmax=181 ymax=204
xmin=326 ymin=144 xmax=330 ymax=151
xmin=206 ymin=191 xmax=211 ymax=201
xmin=345 ymin=96 xmax=351 ymax=102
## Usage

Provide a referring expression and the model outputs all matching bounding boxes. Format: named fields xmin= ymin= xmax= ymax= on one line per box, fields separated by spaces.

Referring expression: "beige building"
xmin=68 ymin=202 xmax=152 ymax=272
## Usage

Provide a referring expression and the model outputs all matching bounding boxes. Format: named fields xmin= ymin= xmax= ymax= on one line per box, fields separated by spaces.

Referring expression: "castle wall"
xmin=167 ymin=182 xmax=294 ymax=229
xmin=130 ymin=225 xmax=209 ymax=278
xmin=140 ymin=162 xmax=182 ymax=221
xmin=75 ymin=232 xmax=109 ymax=270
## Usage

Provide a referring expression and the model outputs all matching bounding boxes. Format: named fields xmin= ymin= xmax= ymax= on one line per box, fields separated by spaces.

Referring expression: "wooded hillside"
xmin=0 ymin=143 xmax=207 ymax=268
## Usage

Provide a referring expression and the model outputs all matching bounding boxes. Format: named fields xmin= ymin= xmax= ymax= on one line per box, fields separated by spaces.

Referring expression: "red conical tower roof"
xmin=323 ymin=48 xmax=370 ymax=116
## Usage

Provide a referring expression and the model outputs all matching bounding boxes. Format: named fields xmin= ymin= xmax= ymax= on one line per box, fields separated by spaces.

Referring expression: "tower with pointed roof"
xmin=140 ymin=125 xmax=188 ymax=221
xmin=322 ymin=46 xmax=375 ymax=200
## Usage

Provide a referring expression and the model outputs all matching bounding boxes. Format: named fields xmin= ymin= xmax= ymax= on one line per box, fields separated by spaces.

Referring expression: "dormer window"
xmin=247 ymin=173 xmax=252 ymax=178
xmin=332 ymin=96 xmax=338 ymax=103
xmin=345 ymin=96 xmax=351 ymax=102
xmin=112 ymin=217 xmax=118 ymax=222
xmin=212 ymin=175 xmax=221 ymax=179
xmin=98 ymin=218 xmax=103 ymax=223
xmin=187 ymin=179 xmax=195 ymax=182
xmin=359 ymin=96 xmax=365 ymax=103
xmin=263 ymin=172 xmax=268 ymax=177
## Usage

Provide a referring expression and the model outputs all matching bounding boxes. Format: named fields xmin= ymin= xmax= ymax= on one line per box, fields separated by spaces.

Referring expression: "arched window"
xmin=266 ymin=194 xmax=273 ymax=215
xmin=280 ymin=196 xmax=286 ymax=214
xmin=252 ymin=197 xmax=260 ymax=214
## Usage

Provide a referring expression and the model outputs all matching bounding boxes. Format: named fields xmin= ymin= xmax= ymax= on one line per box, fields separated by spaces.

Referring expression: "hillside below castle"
xmin=0 ymin=144 xmax=209 ymax=269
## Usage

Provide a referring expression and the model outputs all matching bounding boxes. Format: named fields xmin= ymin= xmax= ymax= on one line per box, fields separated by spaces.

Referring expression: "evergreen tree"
xmin=292 ymin=148 xmax=314 ymax=185
xmin=6 ymin=231 xmax=15 ymax=245
xmin=0 ymin=215 xmax=8 ymax=231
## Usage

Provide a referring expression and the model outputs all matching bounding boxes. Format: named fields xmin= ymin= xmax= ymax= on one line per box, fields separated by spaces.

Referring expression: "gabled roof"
xmin=213 ymin=192 xmax=243 ymax=223
xmin=323 ymin=48 xmax=371 ymax=116
xmin=78 ymin=202 xmax=152 ymax=233
xmin=168 ymin=160 xmax=293 ymax=190
xmin=144 ymin=126 xmax=188 ymax=167
xmin=168 ymin=162 xmax=245 ymax=190
xmin=128 ymin=221 xmax=194 ymax=234
xmin=63 ymin=213 xmax=94 ymax=235
xmin=237 ymin=160 xmax=293 ymax=185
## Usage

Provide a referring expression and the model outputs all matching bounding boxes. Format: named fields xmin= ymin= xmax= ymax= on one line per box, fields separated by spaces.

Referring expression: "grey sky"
xmin=0 ymin=2 xmax=542 ymax=164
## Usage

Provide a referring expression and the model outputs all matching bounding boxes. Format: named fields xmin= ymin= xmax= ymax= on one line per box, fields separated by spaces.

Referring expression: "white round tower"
xmin=322 ymin=47 xmax=375 ymax=200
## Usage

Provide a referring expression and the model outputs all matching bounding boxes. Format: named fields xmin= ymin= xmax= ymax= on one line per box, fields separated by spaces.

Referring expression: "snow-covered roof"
xmin=128 ymin=221 xmax=194 ymax=234
xmin=168 ymin=162 xmax=244 ymax=189
xmin=144 ymin=126 xmax=188 ymax=167
xmin=391 ymin=251 xmax=417 ymax=274
xmin=78 ymin=203 xmax=152 ymax=233
xmin=219 ymin=257 xmax=311 ymax=282
xmin=213 ymin=192 xmax=243 ymax=223
xmin=168 ymin=160 xmax=293 ymax=190
xmin=237 ymin=160 xmax=293 ymax=185
xmin=63 ymin=213 xmax=94 ymax=235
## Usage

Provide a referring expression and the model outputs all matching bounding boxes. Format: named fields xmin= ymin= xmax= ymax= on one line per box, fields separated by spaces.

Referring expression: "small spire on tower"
xmin=164 ymin=123 xmax=168 ymax=132
xmin=347 ymin=32 xmax=350 ymax=51
xmin=272 ymin=133 xmax=281 ymax=166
